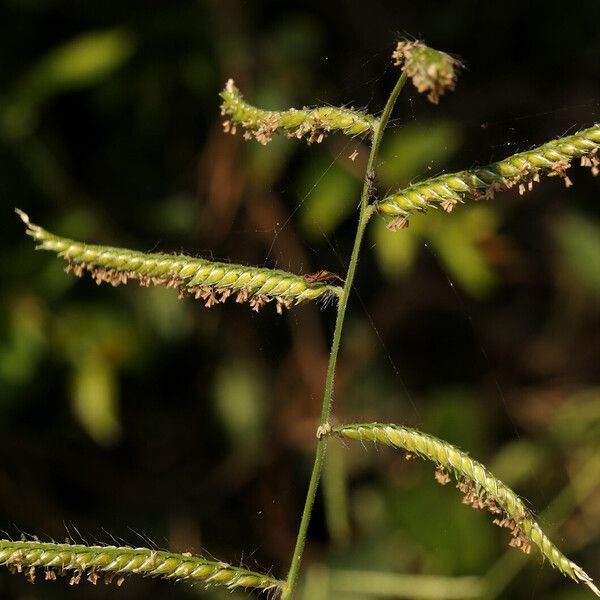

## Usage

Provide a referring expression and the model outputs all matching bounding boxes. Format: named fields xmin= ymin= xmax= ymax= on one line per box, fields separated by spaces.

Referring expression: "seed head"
xmin=392 ymin=39 xmax=463 ymax=104
xmin=332 ymin=423 xmax=600 ymax=595
xmin=18 ymin=211 xmax=342 ymax=313
xmin=220 ymin=79 xmax=378 ymax=145
xmin=376 ymin=124 xmax=600 ymax=222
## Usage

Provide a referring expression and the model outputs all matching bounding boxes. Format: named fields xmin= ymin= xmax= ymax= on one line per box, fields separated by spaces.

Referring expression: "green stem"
xmin=282 ymin=71 xmax=408 ymax=600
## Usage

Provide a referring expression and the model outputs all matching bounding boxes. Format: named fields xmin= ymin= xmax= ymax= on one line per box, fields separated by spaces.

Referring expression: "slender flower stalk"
xmin=220 ymin=78 xmax=378 ymax=145
xmin=376 ymin=124 xmax=600 ymax=228
xmin=281 ymin=71 xmax=409 ymax=600
xmin=18 ymin=210 xmax=341 ymax=312
xmin=331 ymin=423 xmax=599 ymax=596
xmin=0 ymin=540 xmax=282 ymax=591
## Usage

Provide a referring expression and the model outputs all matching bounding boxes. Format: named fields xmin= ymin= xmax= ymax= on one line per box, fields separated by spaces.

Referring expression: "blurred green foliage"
xmin=3 ymin=29 xmax=134 ymax=139
xmin=555 ymin=212 xmax=600 ymax=299
xmin=0 ymin=2 xmax=599 ymax=599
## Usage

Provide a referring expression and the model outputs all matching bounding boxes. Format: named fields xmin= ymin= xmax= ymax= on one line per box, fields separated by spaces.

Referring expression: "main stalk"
xmin=282 ymin=71 xmax=408 ymax=600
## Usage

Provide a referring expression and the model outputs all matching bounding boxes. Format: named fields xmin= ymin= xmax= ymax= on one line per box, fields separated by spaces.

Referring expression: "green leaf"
xmin=0 ymin=296 xmax=47 ymax=390
xmin=554 ymin=211 xmax=600 ymax=299
xmin=378 ymin=120 xmax=462 ymax=187
xmin=3 ymin=29 xmax=134 ymax=137
xmin=490 ymin=440 xmax=546 ymax=488
xmin=71 ymin=351 xmax=120 ymax=446
xmin=17 ymin=28 xmax=135 ymax=101
xmin=426 ymin=207 xmax=499 ymax=298
xmin=55 ymin=307 xmax=133 ymax=445
xmin=299 ymin=161 xmax=357 ymax=240
xmin=371 ymin=218 xmax=418 ymax=278
xmin=371 ymin=120 xmax=462 ymax=279
xmin=213 ymin=362 xmax=266 ymax=455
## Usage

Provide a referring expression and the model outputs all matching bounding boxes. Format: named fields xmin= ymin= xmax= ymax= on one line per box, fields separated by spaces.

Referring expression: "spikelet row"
xmin=220 ymin=79 xmax=378 ymax=145
xmin=18 ymin=211 xmax=341 ymax=313
xmin=331 ymin=423 xmax=599 ymax=596
xmin=376 ymin=124 xmax=600 ymax=229
xmin=0 ymin=540 xmax=282 ymax=592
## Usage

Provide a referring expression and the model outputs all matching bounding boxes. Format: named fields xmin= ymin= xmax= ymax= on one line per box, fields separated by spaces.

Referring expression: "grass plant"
xmin=11 ymin=37 xmax=599 ymax=598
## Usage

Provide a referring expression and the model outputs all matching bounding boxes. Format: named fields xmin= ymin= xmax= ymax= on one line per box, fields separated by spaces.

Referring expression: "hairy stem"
xmin=282 ymin=71 xmax=408 ymax=600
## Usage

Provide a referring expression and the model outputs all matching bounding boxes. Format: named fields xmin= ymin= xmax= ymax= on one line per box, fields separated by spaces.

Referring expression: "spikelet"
xmin=220 ymin=79 xmax=378 ymax=145
xmin=376 ymin=124 xmax=600 ymax=227
xmin=392 ymin=39 xmax=462 ymax=104
xmin=17 ymin=210 xmax=341 ymax=312
xmin=331 ymin=423 xmax=599 ymax=596
xmin=0 ymin=540 xmax=282 ymax=592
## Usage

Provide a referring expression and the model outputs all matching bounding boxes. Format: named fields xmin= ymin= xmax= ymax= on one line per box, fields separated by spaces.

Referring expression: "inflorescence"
xmin=331 ymin=423 xmax=599 ymax=596
xmin=392 ymin=39 xmax=463 ymax=104
xmin=18 ymin=210 xmax=341 ymax=313
xmin=220 ymin=78 xmax=378 ymax=145
xmin=0 ymin=540 xmax=283 ymax=593
xmin=375 ymin=124 xmax=600 ymax=230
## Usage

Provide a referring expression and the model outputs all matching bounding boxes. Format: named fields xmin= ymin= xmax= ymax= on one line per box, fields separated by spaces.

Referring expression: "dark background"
xmin=1 ymin=1 xmax=599 ymax=598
